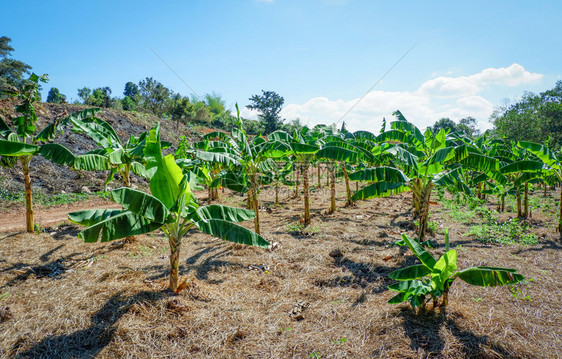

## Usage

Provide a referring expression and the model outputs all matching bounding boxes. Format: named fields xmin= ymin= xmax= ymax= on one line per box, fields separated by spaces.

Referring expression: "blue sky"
xmin=4 ymin=0 xmax=561 ymax=132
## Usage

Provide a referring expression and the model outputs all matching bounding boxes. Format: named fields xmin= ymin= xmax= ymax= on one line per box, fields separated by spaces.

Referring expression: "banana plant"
xmin=68 ymin=124 xmax=269 ymax=292
xmin=69 ymin=115 xmax=167 ymax=188
xmin=349 ymin=112 xmax=498 ymax=240
xmin=517 ymin=141 xmax=562 ymax=240
xmin=0 ymin=74 xmax=98 ymax=232
xmin=388 ymin=233 xmax=524 ymax=310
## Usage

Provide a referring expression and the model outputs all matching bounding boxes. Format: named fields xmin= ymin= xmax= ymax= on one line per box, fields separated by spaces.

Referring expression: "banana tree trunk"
xmin=303 ymin=162 xmax=311 ymax=226
xmin=326 ymin=164 xmax=330 ymax=187
xmin=208 ymin=187 xmax=213 ymax=204
xmin=329 ymin=162 xmax=336 ymax=213
xmin=501 ymin=194 xmax=505 ymax=212
xmin=516 ymin=186 xmax=522 ymax=218
xmin=342 ymin=163 xmax=353 ymax=207
xmin=168 ymin=234 xmax=181 ymax=292
xmin=21 ymin=156 xmax=34 ymax=233
xmin=317 ymin=162 xmax=321 ymax=188
xmin=558 ymin=187 xmax=562 ymax=241
xmin=250 ymin=174 xmax=260 ymax=235
xmin=275 ymin=184 xmax=279 ymax=205
xmin=523 ymin=182 xmax=529 ymax=218
xmin=418 ymin=182 xmax=433 ymax=241
xmin=295 ymin=165 xmax=300 ymax=197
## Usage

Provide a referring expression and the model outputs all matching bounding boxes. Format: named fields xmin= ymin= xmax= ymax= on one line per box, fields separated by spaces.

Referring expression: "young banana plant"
xmin=388 ymin=233 xmax=524 ymax=310
xmin=0 ymin=74 xmax=98 ymax=232
xmin=68 ymin=124 xmax=269 ymax=292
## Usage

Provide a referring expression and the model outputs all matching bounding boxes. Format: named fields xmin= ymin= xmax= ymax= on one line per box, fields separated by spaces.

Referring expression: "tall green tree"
xmin=46 ymin=87 xmax=66 ymax=104
xmin=492 ymin=82 xmax=562 ymax=150
xmin=138 ymin=77 xmax=171 ymax=116
xmin=247 ymin=90 xmax=284 ymax=134
xmin=0 ymin=36 xmax=32 ymax=91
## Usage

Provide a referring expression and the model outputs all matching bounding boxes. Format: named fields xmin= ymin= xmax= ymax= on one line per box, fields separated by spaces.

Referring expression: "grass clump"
xmin=466 ymin=218 xmax=538 ymax=245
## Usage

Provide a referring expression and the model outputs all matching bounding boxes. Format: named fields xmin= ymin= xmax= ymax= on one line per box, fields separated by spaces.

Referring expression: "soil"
xmin=0 ymin=181 xmax=561 ymax=358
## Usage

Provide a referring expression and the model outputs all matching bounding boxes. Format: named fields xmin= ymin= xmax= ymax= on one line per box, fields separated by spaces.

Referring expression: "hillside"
xmin=0 ymin=100 xmax=203 ymax=195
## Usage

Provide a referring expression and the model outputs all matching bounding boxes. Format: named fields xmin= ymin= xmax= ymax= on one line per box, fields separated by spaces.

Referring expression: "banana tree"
xmin=176 ymin=133 xmax=242 ymax=203
xmin=350 ymin=112 xmax=498 ymax=240
xmin=388 ymin=233 xmax=524 ymax=310
xmin=68 ymin=124 xmax=269 ymax=292
xmin=69 ymin=115 xmax=167 ymax=188
xmin=204 ymin=105 xmax=288 ymax=234
xmin=517 ymin=141 xmax=562 ymax=240
xmin=0 ymin=74 xmax=98 ymax=232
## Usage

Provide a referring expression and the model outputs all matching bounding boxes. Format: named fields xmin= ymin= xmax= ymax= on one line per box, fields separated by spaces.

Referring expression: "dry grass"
xmin=0 ymin=183 xmax=561 ymax=358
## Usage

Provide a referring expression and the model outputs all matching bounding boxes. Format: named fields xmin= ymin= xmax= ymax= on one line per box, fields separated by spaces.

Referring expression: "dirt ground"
xmin=1 ymin=180 xmax=561 ymax=358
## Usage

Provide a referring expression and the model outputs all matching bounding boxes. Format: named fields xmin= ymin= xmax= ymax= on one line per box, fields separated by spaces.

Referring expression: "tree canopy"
xmin=247 ymin=90 xmax=284 ymax=134
xmin=0 ymin=36 xmax=32 ymax=92
xmin=492 ymin=81 xmax=562 ymax=150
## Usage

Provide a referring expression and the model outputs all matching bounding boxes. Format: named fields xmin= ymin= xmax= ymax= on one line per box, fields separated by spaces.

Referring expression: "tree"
xmin=167 ymin=93 xmax=194 ymax=129
xmin=123 ymin=81 xmax=139 ymax=99
xmin=0 ymin=74 xmax=97 ymax=232
xmin=247 ymin=90 xmax=284 ymax=134
xmin=46 ymin=87 xmax=66 ymax=104
xmin=457 ymin=117 xmax=479 ymax=138
xmin=138 ymin=77 xmax=171 ymax=116
xmin=0 ymin=37 xmax=32 ymax=92
xmin=121 ymin=96 xmax=136 ymax=111
xmin=77 ymin=87 xmax=91 ymax=104
xmin=431 ymin=118 xmax=457 ymax=134
xmin=90 ymin=87 xmax=112 ymax=108
xmin=492 ymin=82 xmax=562 ymax=150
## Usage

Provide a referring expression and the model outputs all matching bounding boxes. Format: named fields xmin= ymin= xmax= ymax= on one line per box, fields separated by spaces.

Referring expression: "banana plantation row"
xmin=0 ymin=75 xmax=553 ymax=309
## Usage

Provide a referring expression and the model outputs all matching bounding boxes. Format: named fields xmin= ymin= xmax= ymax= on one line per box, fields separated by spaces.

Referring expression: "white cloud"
xmin=279 ymin=63 xmax=543 ymax=133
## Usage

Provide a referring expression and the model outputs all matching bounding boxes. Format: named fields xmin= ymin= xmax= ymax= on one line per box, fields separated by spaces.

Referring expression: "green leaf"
xmin=0 ymin=140 xmax=39 ymax=156
xmin=316 ymin=146 xmax=358 ymax=162
xmin=352 ymin=182 xmax=409 ymax=200
xmin=39 ymin=143 xmax=75 ymax=166
xmin=500 ymin=160 xmax=545 ymax=174
xmin=145 ymin=125 xmax=186 ymax=209
xmin=68 ymin=208 xmax=124 ymax=227
xmin=75 ymin=211 xmax=162 ymax=243
xmin=389 ymin=264 xmax=432 ymax=281
xmin=74 ymin=154 xmax=110 ymax=171
xmin=196 ymin=204 xmax=256 ymax=223
xmin=388 ymin=292 xmax=409 ymax=304
xmin=401 ymin=234 xmax=437 ymax=269
xmin=455 ymin=267 xmax=524 ymax=287
xmin=111 ymin=187 xmax=169 ymax=223
xmin=195 ymin=219 xmax=270 ymax=248
xmin=349 ymin=166 xmax=409 ymax=183
xmin=431 ymin=250 xmax=457 ymax=291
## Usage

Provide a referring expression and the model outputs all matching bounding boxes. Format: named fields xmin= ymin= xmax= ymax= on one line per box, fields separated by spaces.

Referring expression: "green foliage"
xmin=46 ymin=87 xmax=66 ymax=104
xmin=121 ymin=96 xmax=136 ymax=111
xmin=388 ymin=233 xmax=524 ymax=310
xmin=138 ymin=77 xmax=171 ymax=116
xmin=68 ymin=124 xmax=269 ymax=291
xmin=0 ymin=36 xmax=33 ymax=92
xmin=466 ymin=218 xmax=539 ymax=245
xmin=247 ymin=90 xmax=285 ymax=134
xmin=492 ymin=81 xmax=562 ymax=150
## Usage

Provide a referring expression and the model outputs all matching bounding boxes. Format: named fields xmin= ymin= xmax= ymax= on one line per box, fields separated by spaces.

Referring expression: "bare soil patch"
xmin=1 ymin=182 xmax=561 ymax=358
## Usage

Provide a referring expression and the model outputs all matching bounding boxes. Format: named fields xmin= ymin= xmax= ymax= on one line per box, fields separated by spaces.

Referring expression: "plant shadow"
xmin=396 ymin=307 xmax=522 ymax=358
xmin=15 ymin=290 xmax=165 ymax=359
